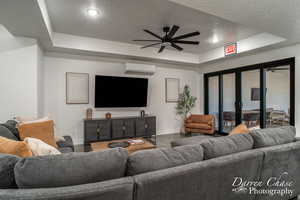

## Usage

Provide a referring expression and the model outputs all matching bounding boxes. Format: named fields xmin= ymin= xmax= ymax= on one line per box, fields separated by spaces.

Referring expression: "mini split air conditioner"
xmin=125 ymin=63 xmax=156 ymax=75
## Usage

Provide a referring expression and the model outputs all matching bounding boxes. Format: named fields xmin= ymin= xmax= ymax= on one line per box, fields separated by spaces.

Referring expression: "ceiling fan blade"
xmin=158 ymin=46 xmax=165 ymax=53
xmin=167 ymin=25 xmax=180 ymax=38
xmin=171 ymin=43 xmax=183 ymax=51
xmin=144 ymin=30 xmax=162 ymax=40
xmin=173 ymin=40 xmax=199 ymax=45
xmin=172 ymin=31 xmax=200 ymax=40
xmin=133 ymin=39 xmax=161 ymax=42
xmin=141 ymin=42 xmax=162 ymax=49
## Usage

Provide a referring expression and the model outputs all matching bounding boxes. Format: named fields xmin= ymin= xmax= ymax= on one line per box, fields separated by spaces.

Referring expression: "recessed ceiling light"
xmin=212 ymin=35 xmax=219 ymax=43
xmin=87 ymin=8 xmax=100 ymax=17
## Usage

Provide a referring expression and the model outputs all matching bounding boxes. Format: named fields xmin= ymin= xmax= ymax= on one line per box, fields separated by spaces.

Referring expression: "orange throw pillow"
xmin=18 ymin=120 xmax=57 ymax=148
xmin=0 ymin=136 xmax=32 ymax=157
xmin=229 ymin=124 xmax=250 ymax=135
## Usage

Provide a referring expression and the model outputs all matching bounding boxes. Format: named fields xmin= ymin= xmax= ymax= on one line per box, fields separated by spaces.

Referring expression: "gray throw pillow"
xmin=0 ymin=153 xmax=20 ymax=188
xmin=0 ymin=125 xmax=18 ymax=141
xmin=14 ymin=148 xmax=128 ymax=188
xmin=199 ymin=134 xmax=254 ymax=160
xmin=250 ymin=126 xmax=296 ymax=148
xmin=1 ymin=120 xmax=20 ymax=140
xmin=127 ymin=144 xmax=204 ymax=175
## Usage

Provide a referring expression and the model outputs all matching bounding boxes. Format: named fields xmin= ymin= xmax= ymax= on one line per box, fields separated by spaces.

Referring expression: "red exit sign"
xmin=224 ymin=43 xmax=237 ymax=56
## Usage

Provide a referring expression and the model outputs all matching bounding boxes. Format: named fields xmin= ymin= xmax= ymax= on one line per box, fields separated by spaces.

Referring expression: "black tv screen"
xmin=95 ymin=75 xmax=148 ymax=108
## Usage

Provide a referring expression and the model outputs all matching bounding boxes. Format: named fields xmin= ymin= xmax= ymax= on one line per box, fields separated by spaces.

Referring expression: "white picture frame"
xmin=66 ymin=72 xmax=89 ymax=104
xmin=165 ymin=78 xmax=180 ymax=103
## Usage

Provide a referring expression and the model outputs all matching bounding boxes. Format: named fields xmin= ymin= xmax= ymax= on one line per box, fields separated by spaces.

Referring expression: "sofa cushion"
xmin=171 ymin=135 xmax=214 ymax=147
xmin=0 ymin=125 xmax=18 ymax=141
xmin=250 ymin=126 xmax=296 ymax=148
xmin=0 ymin=153 xmax=20 ymax=188
xmin=199 ymin=134 xmax=254 ymax=159
xmin=127 ymin=144 xmax=204 ymax=175
xmin=0 ymin=136 xmax=33 ymax=158
xmin=14 ymin=148 xmax=128 ymax=188
xmin=56 ymin=135 xmax=74 ymax=151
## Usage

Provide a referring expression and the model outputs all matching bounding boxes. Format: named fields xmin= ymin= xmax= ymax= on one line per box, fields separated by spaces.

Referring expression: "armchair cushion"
xmin=188 ymin=115 xmax=214 ymax=123
xmin=185 ymin=123 xmax=212 ymax=130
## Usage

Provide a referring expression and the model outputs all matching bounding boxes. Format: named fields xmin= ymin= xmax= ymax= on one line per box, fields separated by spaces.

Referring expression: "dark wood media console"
xmin=84 ymin=116 xmax=156 ymax=144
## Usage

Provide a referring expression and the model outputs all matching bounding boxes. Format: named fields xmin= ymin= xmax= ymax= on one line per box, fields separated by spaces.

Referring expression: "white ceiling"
xmin=0 ymin=0 xmax=296 ymax=65
xmin=45 ymin=0 xmax=261 ymax=54
xmin=169 ymin=0 xmax=300 ymax=45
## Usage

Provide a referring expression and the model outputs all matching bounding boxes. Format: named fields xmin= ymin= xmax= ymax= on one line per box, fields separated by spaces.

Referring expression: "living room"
xmin=0 ymin=0 xmax=299 ymax=199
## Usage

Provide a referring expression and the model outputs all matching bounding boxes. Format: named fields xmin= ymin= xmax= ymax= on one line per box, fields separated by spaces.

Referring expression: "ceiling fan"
xmin=133 ymin=25 xmax=200 ymax=53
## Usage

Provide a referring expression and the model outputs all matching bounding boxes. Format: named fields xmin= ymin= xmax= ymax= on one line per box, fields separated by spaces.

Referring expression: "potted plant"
xmin=176 ymin=85 xmax=197 ymax=135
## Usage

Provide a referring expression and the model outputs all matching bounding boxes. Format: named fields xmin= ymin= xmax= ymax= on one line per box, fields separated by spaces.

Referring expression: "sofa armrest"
xmin=295 ymin=137 xmax=300 ymax=142
xmin=56 ymin=136 xmax=74 ymax=151
xmin=0 ymin=177 xmax=134 ymax=200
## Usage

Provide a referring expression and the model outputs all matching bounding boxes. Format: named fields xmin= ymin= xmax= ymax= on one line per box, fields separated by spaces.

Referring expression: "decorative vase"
xmin=180 ymin=116 xmax=187 ymax=135
xmin=86 ymin=108 xmax=93 ymax=119
xmin=105 ymin=112 xmax=112 ymax=119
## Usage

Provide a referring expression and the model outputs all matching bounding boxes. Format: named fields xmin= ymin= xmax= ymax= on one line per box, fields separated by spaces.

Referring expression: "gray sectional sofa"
xmin=0 ymin=126 xmax=299 ymax=200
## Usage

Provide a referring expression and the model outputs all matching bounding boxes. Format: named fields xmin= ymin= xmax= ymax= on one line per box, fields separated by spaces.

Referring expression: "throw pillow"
xmin=24 ymin=137 xmax=61 ymax=156
xmin=19 ymin=116 xmax=50 ymax=124
xmin=0 ymin=125 xmax=18 ymax=141
xmin=14 ymin=148 xmax=128 ymax=188
xmin=229 ymin=124 xmax=249 ymax=135
xmin=1 ymin=120 xmax=20 ymax=139
xmin=18 ymin=120 xmax=57 ymax=148
xmin=0 ymin=136 xmax=32 ymax=157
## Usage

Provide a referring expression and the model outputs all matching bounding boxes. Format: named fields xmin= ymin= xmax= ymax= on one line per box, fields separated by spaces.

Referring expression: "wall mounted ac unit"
xmin=125 ymin=63 xmax=156 ymax=75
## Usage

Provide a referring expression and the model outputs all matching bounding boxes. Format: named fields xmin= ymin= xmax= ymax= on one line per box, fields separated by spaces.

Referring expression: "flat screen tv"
xmin=95 ymin=75 xmax=148 ymax=108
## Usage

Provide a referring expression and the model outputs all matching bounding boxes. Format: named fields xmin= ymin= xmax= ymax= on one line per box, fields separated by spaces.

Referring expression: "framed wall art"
xmin=165 ymin=78 xmax=180 ymax=103
xmin=66 ymin=72 xmax=89 ymax=104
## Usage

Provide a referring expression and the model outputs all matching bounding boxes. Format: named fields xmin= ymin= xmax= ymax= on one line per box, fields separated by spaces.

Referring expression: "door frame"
xmin=204 ymin=57 xmax=295 ymax=134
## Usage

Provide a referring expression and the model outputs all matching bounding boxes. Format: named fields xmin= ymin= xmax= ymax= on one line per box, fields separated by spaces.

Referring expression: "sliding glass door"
xmin=241 ymin=69 xmax=261 ymax=129
xmin=265 ymin=65 xmax=291 ymax=127
xmin=208 ymin=76 xmax=220 ymax=131
xmin=204 ymin=58 xmax=295 ymax=134
xmin=222 ymin=73 xmax=236 ymax=132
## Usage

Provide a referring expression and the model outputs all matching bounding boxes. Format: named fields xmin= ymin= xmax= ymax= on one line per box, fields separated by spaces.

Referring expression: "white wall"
xmin=0 ymin=25 xmax=42 ymax=122
xmin=37 ymin=45 xmax=44 ymax=117
xmin=44 ymin=55 xmax=200 ymax=144
xmin=198 ymin=43 xmax=300 ymax=136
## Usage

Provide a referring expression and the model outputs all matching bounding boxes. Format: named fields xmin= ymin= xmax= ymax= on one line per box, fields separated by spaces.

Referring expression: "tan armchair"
xmin=185 ymin=114 xmax=215 ymax=135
